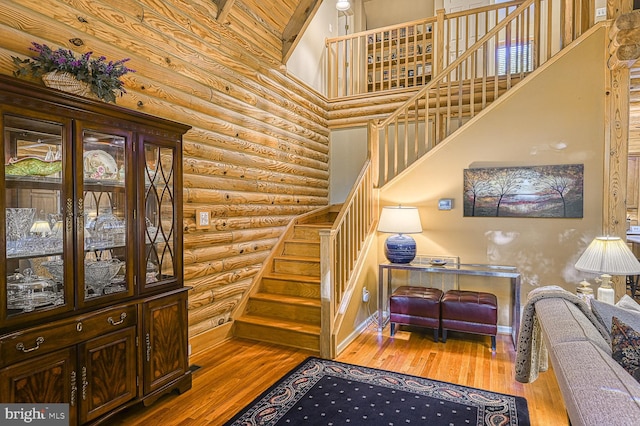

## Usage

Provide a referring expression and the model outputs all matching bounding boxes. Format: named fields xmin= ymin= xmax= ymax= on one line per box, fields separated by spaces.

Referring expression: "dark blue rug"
xmin=224 ymin=357 xmax=530 ymax=425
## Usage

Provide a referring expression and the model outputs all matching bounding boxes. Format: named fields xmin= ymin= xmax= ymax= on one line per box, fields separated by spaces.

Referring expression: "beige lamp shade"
xmin=30 ymin=220 xmax=51 ymax=236
xmin=575 ymin=236 xmax=640 ymax=276
xmin=377 ymin=206 xmax=422 ymax=234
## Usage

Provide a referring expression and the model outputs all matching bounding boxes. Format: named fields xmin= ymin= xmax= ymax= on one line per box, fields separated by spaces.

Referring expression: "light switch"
xmin=195 ymin=209 xmax=210 ymax=229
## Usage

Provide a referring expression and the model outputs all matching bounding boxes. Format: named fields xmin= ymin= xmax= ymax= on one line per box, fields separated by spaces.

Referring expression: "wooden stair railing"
xmin=372 ymin=0 xmax=586 ymax=187
xmin=319 ymin=0 xmax=595 ymax=358
xmin=319 ymin=158 xmax=377 ymax=358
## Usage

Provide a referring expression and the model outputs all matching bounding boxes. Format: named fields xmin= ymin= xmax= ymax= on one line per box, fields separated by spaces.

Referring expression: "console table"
xmin=378 ymin=261 xmax=521 ymax=347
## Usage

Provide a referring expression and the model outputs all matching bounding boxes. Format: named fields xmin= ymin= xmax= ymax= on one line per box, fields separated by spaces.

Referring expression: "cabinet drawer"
xmin=76 ymin=304 xmax=137 ymax=341
xmin=0 ymin=319 xmax=78 ymax=368
xmin=0 ymin=304 xmax=137 ymax=367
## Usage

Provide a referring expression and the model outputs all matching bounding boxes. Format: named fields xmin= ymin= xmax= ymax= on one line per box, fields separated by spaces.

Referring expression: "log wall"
xmin=0 ymin=0 xmax=329 ymax=341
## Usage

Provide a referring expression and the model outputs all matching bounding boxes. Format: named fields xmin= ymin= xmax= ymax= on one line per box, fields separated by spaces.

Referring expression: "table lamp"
xmin=377 ymin=205 xmax=422 ymax=263
xmin=574 ymin=236 xmax=640 ymax=304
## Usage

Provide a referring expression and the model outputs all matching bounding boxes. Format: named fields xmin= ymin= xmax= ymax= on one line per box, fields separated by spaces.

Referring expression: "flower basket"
xmin=41 ymin=71 xmax=98 ymax=100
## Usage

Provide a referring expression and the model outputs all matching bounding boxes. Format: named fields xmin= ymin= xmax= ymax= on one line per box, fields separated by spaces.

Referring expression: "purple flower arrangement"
xmin=12 ymin=42 xmax=135 ymax=103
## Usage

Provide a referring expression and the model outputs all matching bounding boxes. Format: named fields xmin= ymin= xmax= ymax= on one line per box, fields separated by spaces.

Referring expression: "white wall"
xmin=329 ymin=126 xmax=369 ymax=203
xmin=363 ymin=0 xmax=436 ymax=28
xmin=286 ymin=0 xmax=336 ymax=94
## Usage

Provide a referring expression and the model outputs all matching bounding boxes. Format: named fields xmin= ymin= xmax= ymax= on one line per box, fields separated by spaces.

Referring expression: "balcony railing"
xmin=327 ymin=1 xmax=530 ymax=100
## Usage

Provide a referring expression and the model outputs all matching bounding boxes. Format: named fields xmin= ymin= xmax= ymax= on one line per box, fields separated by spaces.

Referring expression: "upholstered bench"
xmin=389 ymin=286 xmax=443 ymax=341
xmin=441 ymin=290 xmax=498 ymax=351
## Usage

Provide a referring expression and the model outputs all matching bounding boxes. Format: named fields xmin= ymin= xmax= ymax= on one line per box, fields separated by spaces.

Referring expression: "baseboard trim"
xmin=336 ymin=313 xmax=377 ymax=356
xmin=189 ymin=322 xmax=234 ymax=358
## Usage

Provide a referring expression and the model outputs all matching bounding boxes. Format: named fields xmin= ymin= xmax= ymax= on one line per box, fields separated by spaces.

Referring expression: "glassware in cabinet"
xmin=80 ymin=129 xmax=130 ymax=302
xmin=3 ymin=114 xmax=69 ymax=319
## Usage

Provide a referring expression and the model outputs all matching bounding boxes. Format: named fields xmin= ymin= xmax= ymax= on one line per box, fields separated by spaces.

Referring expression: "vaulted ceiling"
xmin=212 ymin=0 xmax=321 ymax=64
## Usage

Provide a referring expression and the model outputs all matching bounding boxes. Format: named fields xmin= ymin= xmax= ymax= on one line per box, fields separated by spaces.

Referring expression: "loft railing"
xmin=326 ymin=1 xmax=528 ymax=99
xmin=319 ymin=158 xmax=376 ymax=358
xmin=372 ymin=0 xmax=592 ymax=187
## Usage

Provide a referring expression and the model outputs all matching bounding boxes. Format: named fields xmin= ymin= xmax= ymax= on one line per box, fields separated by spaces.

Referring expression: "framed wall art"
xmin=463 ymin=164 xmax=584 ymax=218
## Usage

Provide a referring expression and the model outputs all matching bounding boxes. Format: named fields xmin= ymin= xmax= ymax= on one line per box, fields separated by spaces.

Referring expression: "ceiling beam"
xmin=216 ymin=0 xmax=236 ymax=23
xmin=282 ymin=0 xmax=321 ymax=64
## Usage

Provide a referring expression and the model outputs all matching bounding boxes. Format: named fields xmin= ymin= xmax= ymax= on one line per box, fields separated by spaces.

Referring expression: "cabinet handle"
xmin=15 ymin=336 xmax=44 ymax=353
xmin=107 ymin=312 xmax=127 ymax=326
xmin=82 ymin=366 xmax=88 ymax=401
xmin=70 ymin=370 xmax=77 ymax=407
xmin=146 ymin=333 xmax=151 ymax=362
xmin=65 ymin=198 xmax=73 ymax=233
xmin=76 ymin=199 xmax=84 ymax=232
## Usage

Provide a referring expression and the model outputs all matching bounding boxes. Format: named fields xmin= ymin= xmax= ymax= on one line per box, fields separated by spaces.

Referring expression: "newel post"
xmin=319 ymin=228 xmax=336 ymax=359
xmin=604 ymin=0 xmax=633 ymax=300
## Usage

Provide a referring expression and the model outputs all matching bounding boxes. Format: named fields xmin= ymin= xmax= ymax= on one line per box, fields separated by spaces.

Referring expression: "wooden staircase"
xmin=234 ymin=211 xmax=337 ymax=353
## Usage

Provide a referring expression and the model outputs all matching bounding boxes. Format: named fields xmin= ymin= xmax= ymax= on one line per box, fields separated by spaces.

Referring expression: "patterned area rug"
xmin=224 ymin=357 xmax=530 ymax=426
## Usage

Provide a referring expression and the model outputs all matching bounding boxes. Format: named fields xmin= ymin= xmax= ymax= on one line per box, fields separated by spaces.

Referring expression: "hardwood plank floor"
xmin=111 ymin=323 xmax=568 ymax=425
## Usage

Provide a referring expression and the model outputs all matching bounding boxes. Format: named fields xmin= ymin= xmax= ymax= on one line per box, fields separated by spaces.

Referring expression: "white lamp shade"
xmin=377 ymin=206 xmax=422 ymax=234
xmin=575 ymin=236 xmax=640 ymax=275
xmin=336 ymin=0 xmax=350 ymax=11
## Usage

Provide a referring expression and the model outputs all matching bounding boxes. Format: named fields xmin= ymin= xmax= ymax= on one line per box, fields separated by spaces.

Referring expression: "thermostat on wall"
xmin=438 ymin=198 xmax=453 ymax=210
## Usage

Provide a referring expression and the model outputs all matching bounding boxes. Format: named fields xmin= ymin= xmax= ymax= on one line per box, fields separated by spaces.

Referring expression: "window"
xmin=497 ymin=43 xmax=532 ymax=75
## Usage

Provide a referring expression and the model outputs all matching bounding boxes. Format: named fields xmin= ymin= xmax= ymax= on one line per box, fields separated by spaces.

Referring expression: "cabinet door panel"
xmin=0 ymin=347 xmax=77 ymax=425
xmin=78 ymin=326 xmax=137 ymax=423
xmin=139 ymin=137 xmax=182 ymax=293
xmin=2 ymin=112 xmax=73 ymax=327
xmin=77 ymin=124 xmax=134 ymax=308
xmin=143 ymin=291 xmax=187 ymax=395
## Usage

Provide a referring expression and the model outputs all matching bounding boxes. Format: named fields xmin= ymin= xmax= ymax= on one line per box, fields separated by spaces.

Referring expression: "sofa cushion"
xmin=617 ymin=295 xmax=640 ymax=312
xmin=611 ymin=316 xmax=640 ymax=383
xmin=548 ymin=340 xmax=640 ymax=426
xmin=535 ymin=298 xmax=611 ymax=354
xmin=591 ymin=299 xmax=640 ymax=335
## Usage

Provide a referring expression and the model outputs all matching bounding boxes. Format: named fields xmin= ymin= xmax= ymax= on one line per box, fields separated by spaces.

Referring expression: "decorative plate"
xmin=83 ymin=150 xmax=118 ymax=180
xmin=5 ymin=157 xmax=62 ymax=176
xmin=430 ymin=259 xmax=447 ymax=266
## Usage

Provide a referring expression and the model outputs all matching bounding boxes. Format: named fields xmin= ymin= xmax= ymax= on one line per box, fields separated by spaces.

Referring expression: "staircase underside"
xmin=328 ymin=73 xmax=527 ymax=128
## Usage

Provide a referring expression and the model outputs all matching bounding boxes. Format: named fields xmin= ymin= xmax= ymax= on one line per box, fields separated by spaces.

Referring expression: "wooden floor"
xmin=111 ymin=323 xmax=568 ymax=425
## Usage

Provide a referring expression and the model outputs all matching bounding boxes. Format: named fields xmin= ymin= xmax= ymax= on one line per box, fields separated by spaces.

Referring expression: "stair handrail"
xmin=372 ymin=0 xmax=566 ymax=187
xmin=319 ymin=157 xmax=377 ymax=358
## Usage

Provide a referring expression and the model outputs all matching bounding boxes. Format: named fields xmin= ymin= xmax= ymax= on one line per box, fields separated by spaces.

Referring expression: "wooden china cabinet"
xmin=0 ymin=75 xmax=191 ymax=424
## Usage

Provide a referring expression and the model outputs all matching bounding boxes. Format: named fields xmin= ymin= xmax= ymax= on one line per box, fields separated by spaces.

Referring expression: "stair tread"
xmin=296 ymin=223 xmax=333 ymax=228
xmin=274 ymin=254 xmax=320 ymax=261
xmin=263 ymin=272 xmax=321 ymax=283
xmin=236 ymin=314 xmax=320 ymax=334
xmin=251 ymin=292 xmax=320 ymax=306
xmin=286 ymin=238 xmax=321 ymax=244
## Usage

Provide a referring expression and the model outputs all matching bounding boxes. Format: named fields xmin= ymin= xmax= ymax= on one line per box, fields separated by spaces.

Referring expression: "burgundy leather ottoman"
xmin=390 ymin=286 xmax=443 ymax=341
xmin=441 ymin=290 xmax=498 ymax=351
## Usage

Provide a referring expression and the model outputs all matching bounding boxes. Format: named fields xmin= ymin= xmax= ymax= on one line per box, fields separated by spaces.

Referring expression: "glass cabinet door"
xmin=142 ymin=142 xmax=179 ymax=292
xmin=80 ymin=128 xmax=131 ymax=304
xmin=2 ymin=114 xmax=70 ymax=321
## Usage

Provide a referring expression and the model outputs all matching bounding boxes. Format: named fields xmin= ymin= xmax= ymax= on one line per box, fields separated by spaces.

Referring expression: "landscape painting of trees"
xmin=463 ymin=164 xmax=583 ymax=218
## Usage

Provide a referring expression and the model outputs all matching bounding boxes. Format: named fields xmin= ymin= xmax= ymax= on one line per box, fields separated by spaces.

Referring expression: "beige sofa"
xmin=517 ymin=288 xmax=640 ymax=426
